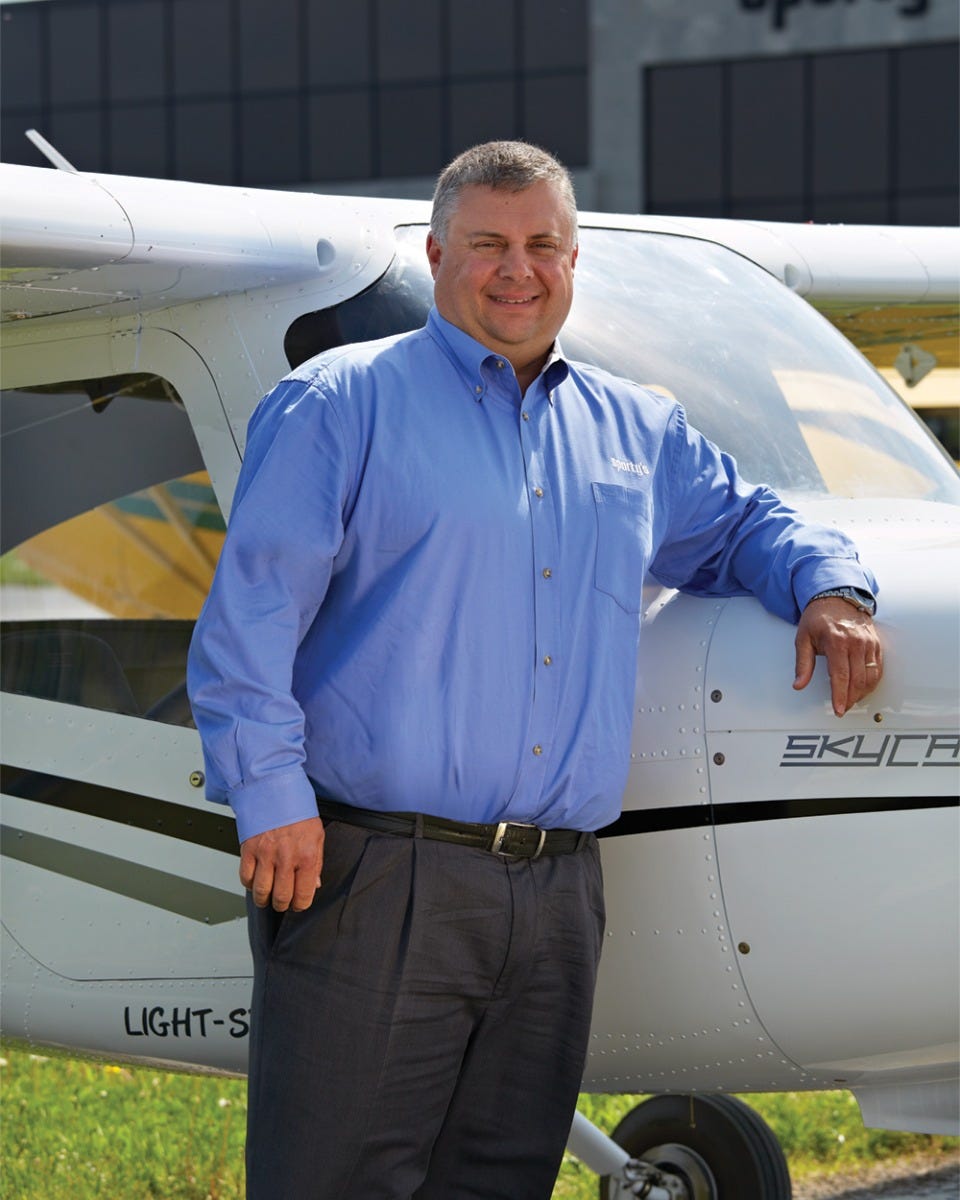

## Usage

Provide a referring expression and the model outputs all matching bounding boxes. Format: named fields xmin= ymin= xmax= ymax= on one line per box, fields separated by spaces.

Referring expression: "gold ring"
xmin=865 ymin=662 xmax=879 ymax=668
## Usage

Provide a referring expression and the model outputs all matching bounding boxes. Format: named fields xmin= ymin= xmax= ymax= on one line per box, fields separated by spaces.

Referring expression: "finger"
xmin=851 ymin=646 xmax=884 ymax=705
xmin=250 ymin=859 xmax=276 ymax=909
xmin=239 ymin=843 xmax=257 ymax=891
xmin=793 ymin=630 xmax=816 ymax=692
xmin=826 ymin=651 xmax=852 ymax=717
xmin=290 ymin=825 xmax=325 ymax=912
xmin=290 ymin=869 xmax=318 ymax=912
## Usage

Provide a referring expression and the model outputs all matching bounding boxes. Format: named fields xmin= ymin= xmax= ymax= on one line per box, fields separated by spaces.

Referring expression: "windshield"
xmin=285 ymin=225 xmax=960 ymax=504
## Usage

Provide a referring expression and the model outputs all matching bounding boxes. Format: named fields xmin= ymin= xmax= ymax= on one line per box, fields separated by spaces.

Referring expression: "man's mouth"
xmin=491 ymin=296 xmax=538 ymax=305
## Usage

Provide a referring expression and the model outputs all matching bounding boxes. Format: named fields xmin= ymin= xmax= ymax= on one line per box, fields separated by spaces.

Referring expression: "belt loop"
xmin=413 ymin=812 xmax=424 ymax=839
xmin=576 ymin=831 xmax=590 ymax=852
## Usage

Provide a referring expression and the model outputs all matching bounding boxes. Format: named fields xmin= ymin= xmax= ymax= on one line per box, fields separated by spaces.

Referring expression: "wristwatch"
xmin=811 ymin=587 xmax=877 ymax=616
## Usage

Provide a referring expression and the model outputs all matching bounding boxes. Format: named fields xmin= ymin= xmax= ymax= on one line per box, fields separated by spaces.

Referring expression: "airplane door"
xmin=1 ymin=328 xmax=251 ymax=985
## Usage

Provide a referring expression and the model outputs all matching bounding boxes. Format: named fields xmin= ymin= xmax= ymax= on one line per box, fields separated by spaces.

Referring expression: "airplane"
xmin=1 ymin=145 xmax=958 ymax=1200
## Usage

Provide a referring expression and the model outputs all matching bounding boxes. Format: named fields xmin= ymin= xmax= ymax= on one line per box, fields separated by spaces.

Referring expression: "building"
xmin=1 ymin=0 xmax=957 ymax=224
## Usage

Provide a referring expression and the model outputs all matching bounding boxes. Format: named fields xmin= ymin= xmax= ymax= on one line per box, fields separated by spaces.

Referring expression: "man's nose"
xmin=498 ymin=246 xmax=534 ymax=279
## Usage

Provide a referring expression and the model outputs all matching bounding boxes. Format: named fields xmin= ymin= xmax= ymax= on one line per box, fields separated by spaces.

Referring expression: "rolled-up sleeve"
xmin=187 ymin=377 xmax=351 ymax=843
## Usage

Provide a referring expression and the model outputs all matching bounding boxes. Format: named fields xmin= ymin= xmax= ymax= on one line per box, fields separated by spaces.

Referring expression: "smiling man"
xmin=188 ymin=140 xmax=882 ymax=1200
xmin=427 ymin=177 xmax=578 ymax=390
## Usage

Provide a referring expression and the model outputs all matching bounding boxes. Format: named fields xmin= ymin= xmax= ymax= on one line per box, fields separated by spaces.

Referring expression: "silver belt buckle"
xmin=490 ymin=821 xmax=547 ymax=860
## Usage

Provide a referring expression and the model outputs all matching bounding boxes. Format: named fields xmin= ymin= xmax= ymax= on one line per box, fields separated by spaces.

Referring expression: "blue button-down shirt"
xmin=188 ymin=308 xmax=876 ymax=842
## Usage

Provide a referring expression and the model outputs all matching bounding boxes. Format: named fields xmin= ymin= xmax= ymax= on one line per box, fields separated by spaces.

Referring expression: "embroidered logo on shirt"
xmin=610 ymin=456 xmax=649 ymax=477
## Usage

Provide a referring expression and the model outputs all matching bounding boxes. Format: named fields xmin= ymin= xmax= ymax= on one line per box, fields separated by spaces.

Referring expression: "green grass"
xmin=0 ymin=551 xmax=49 ymax=587
xmin=1 ymin=1044 xmax=956 ymax=1199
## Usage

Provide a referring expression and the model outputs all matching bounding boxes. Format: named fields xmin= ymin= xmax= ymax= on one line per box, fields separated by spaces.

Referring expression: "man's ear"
xmin=426 ymin=232 xmax=442 ymax=280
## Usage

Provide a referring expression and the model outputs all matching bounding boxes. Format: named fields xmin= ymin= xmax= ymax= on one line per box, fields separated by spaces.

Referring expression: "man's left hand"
xmin=793 ymin=596 xmax=883 ymax=717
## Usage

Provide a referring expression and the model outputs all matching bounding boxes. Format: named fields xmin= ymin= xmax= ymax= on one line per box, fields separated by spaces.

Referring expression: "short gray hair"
xmin=430 ymin=141 xmax=578 ymax=246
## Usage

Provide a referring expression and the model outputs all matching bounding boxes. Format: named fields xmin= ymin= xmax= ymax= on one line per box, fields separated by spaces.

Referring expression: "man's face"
xmin=426 ymin=181 xmax=578 ymax=384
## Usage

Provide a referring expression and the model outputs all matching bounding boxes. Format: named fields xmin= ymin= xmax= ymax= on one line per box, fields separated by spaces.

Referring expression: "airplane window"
xmin=909 ymin=405 xmax=960 ymax=463
xmin=0 ymin=375 xmax=225 ymax=727
xmin=287 ymin=225 xmax=960 ymax=505
xmin=562 ymin=230 xmax=960 ymax=503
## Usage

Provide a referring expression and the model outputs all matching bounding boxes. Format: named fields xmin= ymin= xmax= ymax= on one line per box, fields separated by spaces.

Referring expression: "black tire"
xmin=598 ymin=1094 xmax=791 ymax=1200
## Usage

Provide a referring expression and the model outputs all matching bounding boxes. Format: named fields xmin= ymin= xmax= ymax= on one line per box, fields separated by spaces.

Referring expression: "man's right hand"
xmin=239 ymin=816 xmax=325 ymax=912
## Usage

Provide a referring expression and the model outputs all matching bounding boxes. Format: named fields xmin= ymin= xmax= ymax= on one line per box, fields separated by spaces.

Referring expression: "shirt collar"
xmin=426 ymin=307 xmax=569 ymax=402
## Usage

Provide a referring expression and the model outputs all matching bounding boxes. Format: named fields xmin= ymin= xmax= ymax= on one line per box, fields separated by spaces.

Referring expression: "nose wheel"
xmin=599 ymin=1094 xmax=792 ymax=1200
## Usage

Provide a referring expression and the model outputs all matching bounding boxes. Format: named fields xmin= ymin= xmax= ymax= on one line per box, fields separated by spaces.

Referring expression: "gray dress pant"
xmin=244 ymin=818 xmax=605 ymax=1200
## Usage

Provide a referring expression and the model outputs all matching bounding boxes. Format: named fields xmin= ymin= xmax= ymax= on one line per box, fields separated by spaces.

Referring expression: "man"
xmin=188 ymin=140 xmax=882 ymax=1199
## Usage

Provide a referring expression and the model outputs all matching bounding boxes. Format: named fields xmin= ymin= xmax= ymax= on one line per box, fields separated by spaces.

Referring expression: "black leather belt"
xmin=313 ymin=795 xmax=587 ymax=860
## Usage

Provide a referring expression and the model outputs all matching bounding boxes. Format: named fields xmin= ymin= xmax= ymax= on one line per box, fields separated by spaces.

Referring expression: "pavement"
xmin=794 ymin=1153 xmax=960 ymax=1199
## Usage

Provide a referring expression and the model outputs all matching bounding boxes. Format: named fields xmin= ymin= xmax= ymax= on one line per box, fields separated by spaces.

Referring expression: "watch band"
xmin=811 ymin=587 xmax=877 ymax=615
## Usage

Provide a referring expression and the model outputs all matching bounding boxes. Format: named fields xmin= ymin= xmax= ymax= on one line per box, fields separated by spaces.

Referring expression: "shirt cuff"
xmin=793 ymin=558 xmax=878 ymax=615
xmin=228 ymin=769 xmax=319 ymax=844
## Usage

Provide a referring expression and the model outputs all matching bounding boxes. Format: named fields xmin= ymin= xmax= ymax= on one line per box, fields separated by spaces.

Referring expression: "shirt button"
xmin=475 ymin=385 xmax=482 ymax=394
xmin=522 ymin=411 xmax=530 ymax=421
xmin=532 ymin=744 xmax=543 ymax=756
xmin=542 ymin=567 xmax=552 ymax=579
xmin=496 ymin=360 xmax=505 ymax=369
xmin=534 ymin=487 xmax=544 ymax=498
xmin=543 ymin=655 xmax=553 ymax=666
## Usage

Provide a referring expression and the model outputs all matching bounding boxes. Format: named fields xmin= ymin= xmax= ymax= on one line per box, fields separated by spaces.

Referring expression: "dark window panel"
xmin=48 ymin=107 xmax=104 ymax=173
xmin=174 ymin=99 xmax=235 ymax=184
xmin=1 ymin=6 xmax=44 ymax=110
xmin=306 ymin=0 xmax=372 ymax=87
xmin=812 ymin=51 xmax=889 ymax=197
xmin=521 ymin=0 xmax=587 ymax=72
xmin=240 ymin=94 xmax=302 ymax=185
xmin=109 ymin=0 xmax=166 ymax=103
xmin=896 ymin=192 xmax=960 ymax=225
xmin=110 ymin=103 xmax=168 ymax=178
xmin=522 ymin=73 xmax=588 ymax=167
xmin=377 ymin=84 xmax=444 ymax=177
xmin=308 ymin=92 xmax=374 ymax=181
xmin=172 ymin=0 xmax=232 ymax=98
xmin=239 ymin=0 xmax=301 ymax=92
xmin=645 ymin=199 xmax=727 ymax=218
xmin=646 ymin=63 xmax=723 ymax=206
xmin=449 ymin=79 xmax=517 ymax=153
xmin=812 ymin=194 xmax=892 ymax=224
xmin=377 ymin=0 xmax=442 ymax=84
xmin=897 ymin=43 xmax=959 ymax=194
xmin=49 ymin=3 xmax=102 ymax=106
xmin=728 ymin=198 xmax=807 ymax=221
xmin=729 ymin=58 xmax=804 ymax=201
xmin=2 ymin=113 xmax=46 ymax=166
xmin=449 ymin=1 xmax=516 ymax=77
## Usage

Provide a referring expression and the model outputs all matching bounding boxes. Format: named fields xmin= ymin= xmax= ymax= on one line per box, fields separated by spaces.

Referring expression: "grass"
xmin=0 ymin=551 xmax=49 ymax=587
xmin=1 ymin=1044 xmax=956 ymax=1199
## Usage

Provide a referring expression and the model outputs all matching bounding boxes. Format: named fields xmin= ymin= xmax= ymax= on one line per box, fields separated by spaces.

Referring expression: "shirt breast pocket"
xmin=592 ymin=482 xmax=652 ymax=614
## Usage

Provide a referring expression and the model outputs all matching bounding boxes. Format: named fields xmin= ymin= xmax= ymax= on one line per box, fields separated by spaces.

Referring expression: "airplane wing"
xmin=3 ymin=162 xmax=957 ymax=367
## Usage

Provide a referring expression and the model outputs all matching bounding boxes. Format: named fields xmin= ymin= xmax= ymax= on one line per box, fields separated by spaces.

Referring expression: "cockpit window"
xmin=286 ymin=225 xmax=960 ymax=504
xmin=1 ymin=375 xmax=224 ymax=726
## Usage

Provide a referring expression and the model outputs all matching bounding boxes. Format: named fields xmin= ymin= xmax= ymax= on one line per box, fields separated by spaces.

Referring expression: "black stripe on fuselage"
xmin=598 ymin=792 xmax=959 ymax=838
xmin=0 ymin=763 xmax=238 ymax=854
xmin=2 ymin=763 xmax=956 ymax=849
